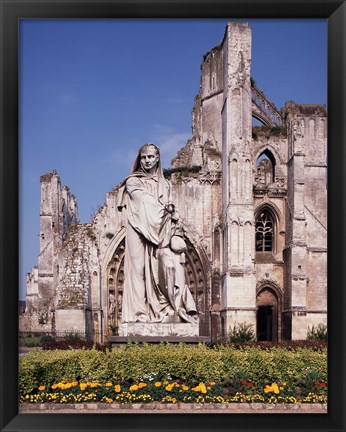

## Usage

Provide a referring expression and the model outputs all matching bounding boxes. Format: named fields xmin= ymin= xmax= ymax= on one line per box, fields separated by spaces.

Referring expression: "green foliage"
xmin=64 ymin=332 xmax=81 ymax=341
xmin=39 ymin=335 xmax=55 ymax=345
xmin=228 ymin=322 xmax=255 ymax=343
xmin=108 ymin=324 xmax=119 ymax=336
xmin=163 ymin=165 xmax=201 ymax=179
xmin=19 ymin=342 xmax=327 ymax=399
xmin=42 ymin=340 xmax=110 ymax=351
xmin=307 ymin=324 xmax=327 ymax=341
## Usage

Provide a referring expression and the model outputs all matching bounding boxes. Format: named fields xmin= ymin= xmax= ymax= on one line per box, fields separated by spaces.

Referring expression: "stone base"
xmin=119 ymin=322 xmax=199 ymax=337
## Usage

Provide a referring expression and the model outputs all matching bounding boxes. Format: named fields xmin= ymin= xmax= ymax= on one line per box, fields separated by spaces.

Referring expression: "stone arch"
xmin=105 ymin=237 xmax=125 ymax=333
xmin=254 ymin=201 xmax=282 ymax=225
xmin=102 ymin=227 xmax=211 ymax=337
xmin=254 ymin=145 xmax=282 ymax=168
xmin=256 ymin=149 xmax=276 ymax=184
xmin=256 ymin=280 xmax=283 ymax=342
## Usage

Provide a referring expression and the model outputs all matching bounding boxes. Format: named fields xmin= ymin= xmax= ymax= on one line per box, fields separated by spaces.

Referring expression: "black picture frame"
xmin=1 ymin=1 xmax=345 ymax=431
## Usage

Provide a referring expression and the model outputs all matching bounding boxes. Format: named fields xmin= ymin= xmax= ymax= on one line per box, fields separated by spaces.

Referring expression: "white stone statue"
xmin=117 ymin=143 xmax=198 ymax=324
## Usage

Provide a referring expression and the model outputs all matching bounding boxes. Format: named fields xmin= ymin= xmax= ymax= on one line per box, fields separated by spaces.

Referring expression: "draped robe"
xmin=118 ymin=172 xmax=197 ymax=323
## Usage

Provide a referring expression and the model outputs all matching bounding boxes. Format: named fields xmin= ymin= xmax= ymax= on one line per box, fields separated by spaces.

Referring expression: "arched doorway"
xmin=256 ymin=287 xmax=280 ymax=342
xmin=105 ymin=236 xmax=210 ymax=336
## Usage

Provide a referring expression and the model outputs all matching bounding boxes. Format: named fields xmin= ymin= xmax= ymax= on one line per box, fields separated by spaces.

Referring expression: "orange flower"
xmin=129 ymin=384 xmax=139 ymax=391
xmin=104 ymin=397 xmax=113 ymax=404
xmin=38 ymin=385 xmax=45 ymax=391
xmin=154 ymin=382 xmax=162 ymax=387
xmin=114 ymin=385 xmax=121 ymax=393
xmin=105 ymin=382 xmax=113 ymax=387
xmin=264 ymin=383 xmax=280 ymax=394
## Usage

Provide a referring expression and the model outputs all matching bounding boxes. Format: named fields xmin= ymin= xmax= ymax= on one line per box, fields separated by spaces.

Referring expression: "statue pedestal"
xmin=119 ymin=322 xmax=199 ymax=338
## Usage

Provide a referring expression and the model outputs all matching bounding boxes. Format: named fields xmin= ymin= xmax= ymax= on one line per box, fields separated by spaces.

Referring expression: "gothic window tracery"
xmin=255 ymin=211 xmax=273 ymax=252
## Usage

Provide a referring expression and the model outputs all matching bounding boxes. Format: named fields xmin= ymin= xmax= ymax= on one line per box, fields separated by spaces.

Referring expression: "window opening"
xmin=256 ymin=211 xmax=273 ymax=252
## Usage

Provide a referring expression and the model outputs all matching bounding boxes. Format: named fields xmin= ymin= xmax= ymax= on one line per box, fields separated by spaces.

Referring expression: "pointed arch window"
xmin=255 ymin=211 xmax=273 ymax=252
xmin=256 ymin=150 xmax=276 ymax=185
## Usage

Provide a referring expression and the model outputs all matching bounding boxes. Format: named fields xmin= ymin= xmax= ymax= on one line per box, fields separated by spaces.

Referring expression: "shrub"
xmin=39 ymin=335 xmax=55 ymax=346
xmin=108 ymin=324 xmax=119 ymax=336
xmin=207 ymin=340 xmax=327 ymax=351
xmin=307 ymin=324 xmax=327 ymax=341
xmin=64 ymin=332 xmax=81 ymax=341
xmin=228 ymin=322 xmax=255 ymax=343
xmin=19 ymin=342 xmax=327 ymax=399
xmin=42 ymin=340 xmax=110 ymax=351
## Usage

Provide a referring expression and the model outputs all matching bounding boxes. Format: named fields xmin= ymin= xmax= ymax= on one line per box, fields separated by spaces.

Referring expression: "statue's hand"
xmin=171 ymin=211 xmax=180 ymax=222
xmin=165 ymin=202 xmax=175 ymax=214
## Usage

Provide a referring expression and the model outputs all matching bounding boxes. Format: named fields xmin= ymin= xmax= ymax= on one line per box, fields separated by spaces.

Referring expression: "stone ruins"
xmin=20 ymin=22 xmax=327 ymax=342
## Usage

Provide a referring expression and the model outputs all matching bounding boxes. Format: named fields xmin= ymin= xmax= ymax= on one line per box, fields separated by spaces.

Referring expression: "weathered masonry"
xmin=20 ymin=22 xmax=327 ymax=342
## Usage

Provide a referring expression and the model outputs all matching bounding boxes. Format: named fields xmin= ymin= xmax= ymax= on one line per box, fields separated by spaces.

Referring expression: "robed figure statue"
xmin=117 ymin=143 xmax=198 ymax=324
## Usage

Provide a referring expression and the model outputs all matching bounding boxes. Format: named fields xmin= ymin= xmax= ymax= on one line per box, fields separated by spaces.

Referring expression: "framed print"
xmin=1 ymin=1 xmax=345 ymax=432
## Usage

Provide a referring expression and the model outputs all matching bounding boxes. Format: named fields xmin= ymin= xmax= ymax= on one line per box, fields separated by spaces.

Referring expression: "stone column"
xmin=283 ymin=103 xmax=327 ymax=340
xmin=220 ymin=22 xmax=256 ymax=337
xmin=284 ymin=108 xmax=308 ymax=340
xmin=38 ymin=171 xmax=62 ymax=301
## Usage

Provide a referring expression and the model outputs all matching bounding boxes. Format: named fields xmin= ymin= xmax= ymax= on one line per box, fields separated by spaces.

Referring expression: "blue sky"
xmin=19 ymin=19 xmax=327 ymax=300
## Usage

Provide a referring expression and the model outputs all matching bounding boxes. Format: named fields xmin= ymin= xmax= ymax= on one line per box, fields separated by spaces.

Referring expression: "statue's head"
xmin=137 ymin=143 xmax=160 ymax=174
xmin=132 ymin=143 xmax=161 ymax=174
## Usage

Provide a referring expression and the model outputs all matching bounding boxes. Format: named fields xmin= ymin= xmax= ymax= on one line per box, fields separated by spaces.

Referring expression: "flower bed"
xmin=20 ymin=378 xmax=327 ymax=405
xmin=19 ymin=343 xmax=327 ymax=405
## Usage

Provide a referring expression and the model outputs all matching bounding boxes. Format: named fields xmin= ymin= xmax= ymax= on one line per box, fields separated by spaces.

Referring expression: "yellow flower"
xmin=191 ymin=383 xmax=207 ymax=394
xmin=264 ymin=385 xmax=273 ymax=393
xmin=38 ymin=385 xmax=45 ymax=391
xmin=103 ymin=397 xmax=113 ymax=404
xmin=264 ymin=383 xmax=280 ymax=394
xmin=165 ymin=384 xmax=174 ymax=392
xmin=154 ymin=382 xmax=161 ymax=387
xmin=272 ymin=383 xmax=279 ymax=394
xmin=114 ymin=385 xmax=121 ymax=393
xmin=80 ymin=383 xmax=87 ymax=391
xmin=105 ymin=382 xmax=113 ymax=387
xmin=129 ymin=384 xmax=139 ymax=391
xmin=182 ymin=385 xmax=189 ymax=391
xmin=138 ymin=382 xmax=147 ymax=389
xmin=199 ymin=383 xmax=207 ymax=394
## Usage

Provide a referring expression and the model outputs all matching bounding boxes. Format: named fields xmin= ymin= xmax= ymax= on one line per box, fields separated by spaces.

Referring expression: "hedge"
xmin=19 ymin=342 xmax=327 ymax=398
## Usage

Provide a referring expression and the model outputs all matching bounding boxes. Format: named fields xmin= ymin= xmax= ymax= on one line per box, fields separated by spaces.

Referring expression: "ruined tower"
xmin=220 ymin=22 xmax=256 ymax=335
